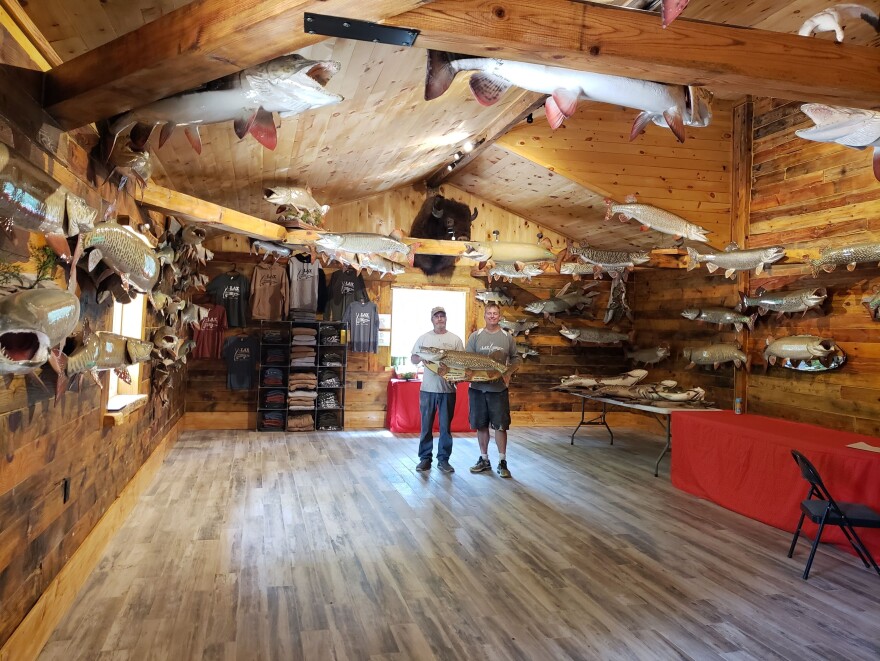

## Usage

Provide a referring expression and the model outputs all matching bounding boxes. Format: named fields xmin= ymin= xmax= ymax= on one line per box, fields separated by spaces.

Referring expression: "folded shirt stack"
xmin=290 ymin=346 xmax=316 ymax=365
xmin=263 ymin=347 xmax=287 ymax=364
xmin=318 ymin=370 xmax=341 ymax=388
xmin=319 ymin=327 xmax=340 ymax=345
xmin=288 ymin=389 xmax=318 ymax=410
xmin=317 ymin=391 xmax=339 ymax=409
xmin=321 ymin=352 xmax=343 ymax=366
xmin=316 ymin=411 xmax=341 ymax=430
xmin=260 ymin=411 xmax=285 ymax=430
xmin=263 ymin=329 xmax=286 ymax=344
xmin=288 ymin=372 xmax=317 ymax=390
xmin=263 ymin=389 xmax=287 ymax=407
xmin=288 ymin=413 xmax=314 ymax=431
xmin=291 ymin=327 xmax=318 ymax=346
xmin=262 ymin=367 xmax=285 ymax=387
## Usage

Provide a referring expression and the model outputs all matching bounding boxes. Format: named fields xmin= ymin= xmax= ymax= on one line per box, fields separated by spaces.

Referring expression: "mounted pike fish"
xmin=740 ymin=287 xmax=827 ymax=318
xmin=625 ymin=345 xmax=670 ymax=366
xmin=264 ymin=186 xmax=329 ymax=227
xmin=681 ymin=307 xmax=757 ymax=332
xmin=763 ymin=335 xmax=839 ymax=367
xmin=565 ymin=243 xmax=650 ymax=280
xmin=475 ymin=289 xmax=514 ymax=306
xmin=606 ymin=197 xmax=710 ymax=243
xmin=515 ymin=343 xmax=539 ymax=360
xmin=69 ymin=221 xmax=161 ymax=295
xmin=0 ymin=288 xmax=79 ymax=376
xmin=315 ymin=231 xmax=413 ymax=266
xmin=0 ymin=143 xmax=97 ymax=260
xmin=805 ymin=242 xmax=880 ymax=276
xmin=108 ymin=54 xmax=343 ymax=154
xmin=58 ymin=322 xmax=153 ymax=387
xmin=683 ymin=344 xmax=749 ymax=370
xmin=251 ymin=240 xmax=292 ymax=261
xmin=499 ymin=319 xmax=539 ymax=336
xmin=425 ymin=51 xmax=712 ymax=142
xmin=559 ymin=325 xmax=632 ymax=345
xmin=686 ymin=243 xmax=786 ymax=278
xmin=417 ymin=346 xmax=508 ymax=383
xmin=604 ymin=278 xmax=632 ymax=325
xmin=556 ymin=369 xmax=648 ymax=390
xmin=488 ymin=263 xmax=545 ymax=282
xmin=524 ymin=282 xmax=598 ymax=322
xmin=796 ymin=104 xmax=880 ymax=180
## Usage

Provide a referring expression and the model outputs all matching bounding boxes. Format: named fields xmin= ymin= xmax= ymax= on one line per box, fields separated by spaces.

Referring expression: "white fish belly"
xmin=132 ymin=90 xmax=255 ymax=126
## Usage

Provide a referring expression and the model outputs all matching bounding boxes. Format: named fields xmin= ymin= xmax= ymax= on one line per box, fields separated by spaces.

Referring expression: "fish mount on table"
xmin=798 ymin=4 xmax=880 ymax=42
xmin=682 ymin=343 xmax=750 ymax=371
xmin=264 ymin=186 xmax=329 ymax=228
xmin=562 ymin=242 xmax=650 ymax=281
xmin=681 ymin=306 xmax=757 ymax=332
xmin=796 ymin=104 xmax=880 ymax=180
xmin=54 ymin=319 xmax=153 ymax=393
xmin=606 ymin=196 xmax=710 ymax=244
xmin=762 ymin=335 xmax=846 ymax=372
xmin=417 ymin=346 xmax=510 ymax=383
xmin=686 ymin=243 xmax=786 ymax=279
xmin=625 ymin=345 xmax=671 ymax=367
xmin=424 ymin=49 xmax=711 ymax=142
xmin=524 ymin=281 xmax=599 ymax=322
xmin=553 ymin=368 xmax=648 ymax=391
xmin=0 ymin=143 xmax=97 ymax=261
xmin=0 ymin=289 xmax=80 ymax=390
xmin=105 ymin=54 xmax=343 ymax=155
xmin=410 ymin=195 xmax=477 ymax=275
xmin=805 ymin=242 xmax=880 ymax=276
xmin=592 ymin=381 xmax=707 ymax=404
xmin=739 ymin=286 xmax=827 ymax=320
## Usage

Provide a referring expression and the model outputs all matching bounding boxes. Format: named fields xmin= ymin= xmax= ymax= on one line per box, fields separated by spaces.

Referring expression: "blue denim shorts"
xmin=468 ymin=388 xmax=511 ymax=431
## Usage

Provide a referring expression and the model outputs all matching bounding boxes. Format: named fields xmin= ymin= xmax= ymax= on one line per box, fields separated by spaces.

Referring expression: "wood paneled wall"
xmin=745 ymin=98 xmax=880 ymax=434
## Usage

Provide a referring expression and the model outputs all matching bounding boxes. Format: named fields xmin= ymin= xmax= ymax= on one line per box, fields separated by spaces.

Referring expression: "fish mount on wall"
xmin=523 ymin=281 xmax=599 ymax=322
xmin=264 ymin=186 xmax=330 ymax=228
xmin=739 ymin=286 xmax=827 ymax=320
xmin=561 ymin=243 xmax=650 ymax=281
xmin=424 ymin=49 xmax=712 ymax=142
xmin=605 ymin=196 xmax=710 ymax=244
xmin=682 ymin=343 xmax=750 ymax=371
xmin=686 ymin=243 xmax=786 ymax=279
xmin=105 ymin=54 xmax=343 ymax=155
xmin=798 ymin=4 xmax=880 ymax=42
xmin=763 ymin=335 xmax=846 ymax=372
xmin=54 ymin=319 xmax=153 ymax=391
xmin=796 ymin=104 xmax=880 ymax=180
xmin=805 ymin=242 xmax=880 ymax=276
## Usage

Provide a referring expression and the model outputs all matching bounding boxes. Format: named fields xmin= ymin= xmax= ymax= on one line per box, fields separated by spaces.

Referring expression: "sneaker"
xmin=470 ymin=457 xmax=492 ymax=473
xmin=437 ymin=460 xmax=455 ymax=474
xmin=416 ymin=458 xmax=432 ymax=472
xmin=497 ymin=460 xmax=511 ymax=479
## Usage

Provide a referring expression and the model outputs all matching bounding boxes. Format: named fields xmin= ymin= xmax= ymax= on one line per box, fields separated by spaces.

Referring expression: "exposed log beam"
xmin=139 ymin=185 xmax=287 ymax=241
xmin=387 ymin=0 xmax=880 ymax=110
xmin=0 ymin=0 xmax=62 ymax=70
xmin=42 ymin=0 xmax=430 ymax=130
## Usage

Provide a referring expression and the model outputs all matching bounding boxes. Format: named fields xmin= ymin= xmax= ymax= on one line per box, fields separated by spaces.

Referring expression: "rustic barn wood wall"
xmin=744 ymin=98 xmax=880 ymax=434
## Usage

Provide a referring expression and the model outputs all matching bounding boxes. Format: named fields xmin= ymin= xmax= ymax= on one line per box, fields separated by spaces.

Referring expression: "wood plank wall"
xmin=745 ymin=98 xmax=880 ymax=434
xmin=185 ymin=186 xmax=625 ymax=429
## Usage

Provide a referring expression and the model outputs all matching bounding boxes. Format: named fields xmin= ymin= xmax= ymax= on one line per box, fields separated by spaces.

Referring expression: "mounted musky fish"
xmin=564 ymin=243 xmax=650 ymax=280
xmin=805 ymin=242 xmax=880 ymax=276
xmin=683 ymin=343 xmax=749 ymax=370
xmin=625 ymin=345 xmax=670 ymax=366
xmin=798 ymin=4 xmax=880 ymax=42
xmin=559 ymin=325 xmax=632 ymax=345
xmin=681 ymin=306 xmax=757 ymax=332
xmin=425 ymin=50 xmax=712 ymax=143
xmin=315 ymin=231 xmax=413 ymax=267
xmin=740 ymin=286 xmax=827 ymax=319
xmin=417 ymin=346 xmax=509 ymax=383
xmin=57 ymin=321 xmax=153 ymax=388
xmin=796 ymin=104 xmax=880 ymax=180
xmin=108 ymin=54 xmax=343 ymax=155
xmin=0 ymin=288 xmax=79 ymax=378
xmin=488 ymin=263 xmax=545 ymax=282
xmin=687 ymin=243 xmax=786 ymax=278
xmin=0 ymin=143 xmax=97 ymax=260
xmin=321 ymin=249 xmax=405 ymax=279
xmin=606 ymin=196 xmax=710 ymax=244
xmin=69 ymin=221 xmax=161 ymax=296
xmin=763 ymin=335 xmax=841 ymax=368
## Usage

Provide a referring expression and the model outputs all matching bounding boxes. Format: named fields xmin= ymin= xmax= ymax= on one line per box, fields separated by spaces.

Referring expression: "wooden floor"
xmin=38 ymin=427 xmax=880 ymax=661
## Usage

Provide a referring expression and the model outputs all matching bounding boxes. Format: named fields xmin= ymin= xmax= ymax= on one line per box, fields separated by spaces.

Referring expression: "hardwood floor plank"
xmin=35 ymin=427 xmax=880 ymax=661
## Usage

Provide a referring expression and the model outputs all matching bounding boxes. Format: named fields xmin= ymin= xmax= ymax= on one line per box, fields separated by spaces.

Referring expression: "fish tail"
xmin=685 ymin=246 xmax=700 ymax=271
xmin=747 ymin=313 xmax=757 ymax=332
xmin=425 ymin=50 xmax=460 ymax=101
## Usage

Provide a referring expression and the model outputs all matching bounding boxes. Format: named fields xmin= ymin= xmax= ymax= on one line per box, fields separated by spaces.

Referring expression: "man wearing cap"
xmin=410 ymin=306 xmax=464 ymax=473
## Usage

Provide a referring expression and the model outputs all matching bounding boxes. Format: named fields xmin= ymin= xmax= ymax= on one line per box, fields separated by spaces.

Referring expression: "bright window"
xmin=108 ymin=293 xmax=146 ymax=398
xmin=390 ymin=288 xmax=467 ymax=367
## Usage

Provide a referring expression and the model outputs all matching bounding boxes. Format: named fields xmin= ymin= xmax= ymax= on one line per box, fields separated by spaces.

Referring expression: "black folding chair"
xmin=787 ymin=449 xmax=880 ymax=580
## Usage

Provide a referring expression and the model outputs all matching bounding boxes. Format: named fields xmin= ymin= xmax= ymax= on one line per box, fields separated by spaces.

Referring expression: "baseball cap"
xmin=431 ymin=306 xmax=446 ymax=317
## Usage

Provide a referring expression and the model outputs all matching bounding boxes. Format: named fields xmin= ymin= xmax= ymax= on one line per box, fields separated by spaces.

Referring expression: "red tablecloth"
xmin=386 ymin=379 xmax=470 ymax=433
xmin=671 ymin=410 xmax=880 ymax=556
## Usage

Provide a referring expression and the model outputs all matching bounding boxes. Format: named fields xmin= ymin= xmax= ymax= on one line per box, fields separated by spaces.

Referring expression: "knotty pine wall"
xmin=744 ymin=99 xmax=880 ymax=434
xmin=186 ymin=187 xmax=628 ymax=430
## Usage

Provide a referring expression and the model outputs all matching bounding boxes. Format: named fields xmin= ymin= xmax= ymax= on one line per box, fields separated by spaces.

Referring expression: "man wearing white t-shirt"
xmin=410 ymin=306 xmax=464 ymax=474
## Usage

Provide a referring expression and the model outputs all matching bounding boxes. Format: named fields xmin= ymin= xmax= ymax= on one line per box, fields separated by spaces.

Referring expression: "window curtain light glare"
xmin=390 ymin=288 xmax=467 ymax=370
xmin=107 ymin=293 xmax=146 ymax=399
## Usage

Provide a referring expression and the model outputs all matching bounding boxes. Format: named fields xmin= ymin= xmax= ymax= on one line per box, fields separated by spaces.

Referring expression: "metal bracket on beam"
xmin=304 ymin=13 xmax=419 ymax=47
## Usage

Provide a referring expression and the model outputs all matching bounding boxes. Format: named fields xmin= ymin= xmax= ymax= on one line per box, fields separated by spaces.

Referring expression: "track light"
xmin=462 ymin=141 xmax=475 ymax=153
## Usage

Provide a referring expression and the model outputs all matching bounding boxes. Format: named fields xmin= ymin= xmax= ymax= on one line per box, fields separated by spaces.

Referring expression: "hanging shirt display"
xmin=288 ymin=255 xmax=325 ymax=317
xmin=250 ymin=262 xmax=289 ymax=321
xmin=206 ymin=272 xmax=250 ymax=327
xmin=342 ymin=300 xmax=379 ymax=353
xmin=221 ymin=334 xmax=259 ymax=390
xmin=192 ymin=304 xmax=228 ymax=359
xmin=325 ymin=268 xmax=365 ymax=321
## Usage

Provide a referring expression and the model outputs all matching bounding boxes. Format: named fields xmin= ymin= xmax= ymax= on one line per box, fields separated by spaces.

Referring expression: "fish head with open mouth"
xmin=255 ymin=55 xmax=343 ymax=116
xmin=126 ymin=338 xmax=154 ymax=364
xmin=0 ymin=289 xmax=80 ymax=374
xmin=559 ymin=327 xmax=580 ymax=341
xmin=681 ymin=308 xmax=700 ymax=320
xmin=796 ymin=104 xmax=880 ymax=148
xmin=315 ymin=233 xmax=344 ymax=252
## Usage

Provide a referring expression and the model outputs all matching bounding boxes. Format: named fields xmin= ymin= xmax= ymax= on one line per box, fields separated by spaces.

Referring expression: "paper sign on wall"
xmin=378 ymin=330 xmax=391 ymax=347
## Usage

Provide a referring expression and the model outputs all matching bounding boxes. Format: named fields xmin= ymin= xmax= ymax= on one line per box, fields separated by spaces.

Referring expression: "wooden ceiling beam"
xmin=139 ymin=185 xmax=287 ymax=241
xmin=386 ymin=0 xmax=880 ymax=110
xmin=42 ymin=0 xmax=431 ymax=130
